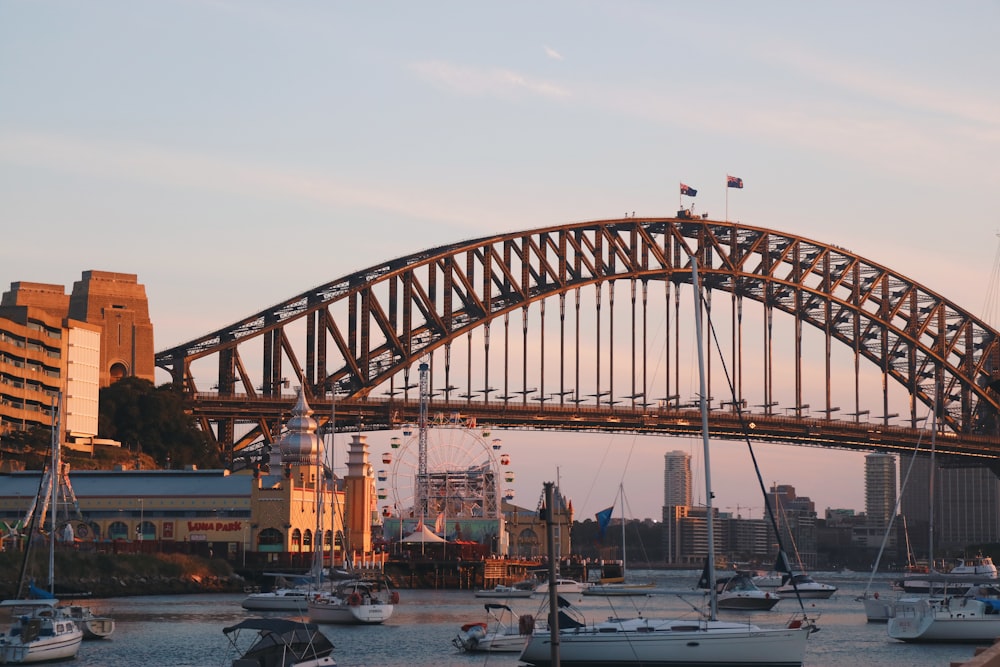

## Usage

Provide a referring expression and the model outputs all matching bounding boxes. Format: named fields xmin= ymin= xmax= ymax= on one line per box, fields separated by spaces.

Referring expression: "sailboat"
xmin=307 ymin=391 xmax=396 ymax=625
xmin=0 ymin=395 xmax=84 ymax=663
xmin=519 ymin=257 xmax=816 ymax=667
xmin=582 ymin=484 xmax=654 ymax=596
xmin=886 ymin=388 xmax=1000 ymax=642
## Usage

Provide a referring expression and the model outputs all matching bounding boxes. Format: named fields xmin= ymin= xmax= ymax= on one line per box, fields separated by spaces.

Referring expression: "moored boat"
xmin=241 ymin=587 xmax=312 ymax=612
xmin=713 ymin=571 xmax=782 ymax=611
xmin=452 ymin=603 xmax=534 ymax=653
xmin=581 ymin=582 xmax=655 ymax=597
xmin=223 ymin=617 xmax=336 ymax=666
xmin=888 ymin=593 xmax=1000 ymax=643
xmin=751 ymin=571 xmax=784 ymax=588
xmin=531 ymin=578 xmax=590 ymax=595
xmin=776 ymin=573 xmax=837 ymax=599
xmin=518 ymin=597 xmax=812 ymax=667
xmin=307 ymin=579 xmax=397 ymax=625
xmin=519 ymin=258 xmax=817 ymax=666
xmin=65 ymin=605 xmax=116 ymax=640
xmin=0 ymin=599 xmax=84 ymax=664
xmin=474 ymin=584 xmax=533 ymax=599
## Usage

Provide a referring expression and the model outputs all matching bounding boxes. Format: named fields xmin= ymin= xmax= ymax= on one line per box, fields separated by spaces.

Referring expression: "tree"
xmin=98 ymin=378 xmax=220 ymax=469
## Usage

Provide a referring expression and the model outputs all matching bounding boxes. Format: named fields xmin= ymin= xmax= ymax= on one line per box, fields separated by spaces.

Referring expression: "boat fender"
xmin=390 ymin=591 xmax=400 ymax=604
xmin=518 ymin=614 xmax=535 ymax=635
xmin=348 ymin=592 xmax=362 ymax=606
xmin=315 ymin=594 xmax=323 ymax=601
xmin=873 ymin=592 xmax=879 ymax=599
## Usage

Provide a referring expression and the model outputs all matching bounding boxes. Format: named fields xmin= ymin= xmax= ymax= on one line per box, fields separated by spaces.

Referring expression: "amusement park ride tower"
xmin=379 ymin=360 xmax=512 ymax=554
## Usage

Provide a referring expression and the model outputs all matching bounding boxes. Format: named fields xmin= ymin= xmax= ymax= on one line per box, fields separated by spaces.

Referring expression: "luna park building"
xmin=0 ymin=270 xmax=573 ymax=566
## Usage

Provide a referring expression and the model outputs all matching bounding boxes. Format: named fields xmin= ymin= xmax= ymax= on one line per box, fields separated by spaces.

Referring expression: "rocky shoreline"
xmin=0 ymin=550 xmax=245 ymax=599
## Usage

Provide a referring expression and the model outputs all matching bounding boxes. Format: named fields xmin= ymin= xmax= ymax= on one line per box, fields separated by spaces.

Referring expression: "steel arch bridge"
xmin=155 ymin=216 xmax=1000 ymax=468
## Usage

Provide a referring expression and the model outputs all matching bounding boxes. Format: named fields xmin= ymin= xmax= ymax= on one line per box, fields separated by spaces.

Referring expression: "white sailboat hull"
xmin=240 ymin=590 xmax=310 ymax=611
xmin=519 ymin=618 xmax=811 ymax=666
xmin=0 ymin=633 xmax=84 ymax=664
xmin=0 ymin=604 xmax=84 ymax=664
xmin=888 ymin=595 xmax=1000 ymax=642
xmin=307 ymin=599 xmax=394 ymax=624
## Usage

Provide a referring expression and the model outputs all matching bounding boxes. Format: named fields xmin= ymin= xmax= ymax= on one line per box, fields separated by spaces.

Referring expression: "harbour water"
xmin=65 ymin=569 xmax=978 ymax=667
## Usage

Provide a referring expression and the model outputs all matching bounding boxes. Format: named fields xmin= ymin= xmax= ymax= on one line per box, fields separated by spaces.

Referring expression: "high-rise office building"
xmin=663 ymin=450 xmax=692 ymax=507
xmin=865 ymin=453 xmax=897 ymax=530
xmin=662 ymin=450 xmax=692 ymax=565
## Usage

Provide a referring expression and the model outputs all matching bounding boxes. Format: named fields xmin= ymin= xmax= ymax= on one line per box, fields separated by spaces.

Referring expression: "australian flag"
xmin=595 ymin=506 xmax=614 ymax=542
xmin=680 ymin=183 xmax=697 ymax=197
xmin=727 ymin=175 xmax=744 ymax=189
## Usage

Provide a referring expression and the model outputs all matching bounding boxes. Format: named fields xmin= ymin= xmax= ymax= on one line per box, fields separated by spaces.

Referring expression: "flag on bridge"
xmin=680 ymin=183 xmax=697 ymax=197
xmin=727 ymin=175 xmax=744 ymax=189
xmin=595 ymin=506 xmax=614 ymax=542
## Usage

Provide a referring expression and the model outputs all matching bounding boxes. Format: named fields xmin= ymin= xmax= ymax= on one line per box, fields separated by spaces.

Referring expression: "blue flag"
xmin=680 ymin=183 xmax=697 ymax=197
xmin=727 ymin=175 xmax=744 ymax=189
xmin=595 ymin=506 xmax=614 ymax=541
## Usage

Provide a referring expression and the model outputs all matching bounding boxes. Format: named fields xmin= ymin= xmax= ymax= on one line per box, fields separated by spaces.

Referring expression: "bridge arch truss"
xmin=155 ymin=218 xmax=1000 ymax=464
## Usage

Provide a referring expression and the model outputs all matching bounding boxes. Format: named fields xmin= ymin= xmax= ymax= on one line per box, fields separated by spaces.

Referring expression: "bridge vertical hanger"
xmin=559 ymin=292 xmax=567 ymax=406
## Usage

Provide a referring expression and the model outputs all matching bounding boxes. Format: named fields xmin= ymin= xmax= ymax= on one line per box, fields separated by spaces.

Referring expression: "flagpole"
xmin=725 ymin=176 xmax=729 ymax=221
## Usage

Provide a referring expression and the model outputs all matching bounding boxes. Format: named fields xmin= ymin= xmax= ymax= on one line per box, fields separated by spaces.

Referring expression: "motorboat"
xmin=950 ymin=554 xmax=998 ymax=579
xmin=223 ymin=617 xmax=336 ymax=667
xmin=307 ymin=579 xmax=397 ymax=625
xmin=474 ymin=584 xmax=533 ymax=599
xmin=751 ymin=571 xmax=784 ymax=588
xmin=452 ymin=603 xmax=534 ymax=653
xmin=532 ymin=578 xmax=590 ymax=595
xmin=714 ymin=571 xmax=782 ymax=611
xmin=0 ymin=599 xmax=84 ymax=664
xmin=65 ymin=605 xmax=116 ymax=639
xmin=519 ymin=259 xmax=816 ymax=666
xmin=775 ymin=574 xmax=837 ymax=599
xmin=888 ymin=593 xmax=1000 ymax=643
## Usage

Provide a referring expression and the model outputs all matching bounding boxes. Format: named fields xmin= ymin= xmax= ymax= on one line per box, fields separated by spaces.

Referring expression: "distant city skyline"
xmin=3 ymin=2 xmax=998 ymax=521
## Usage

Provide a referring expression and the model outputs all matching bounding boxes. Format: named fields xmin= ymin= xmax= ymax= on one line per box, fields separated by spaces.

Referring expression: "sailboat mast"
xmin=692 ymin=258 xmax=718 ymax=620
xmin=619 ymin=483 xmax=626 ymax=578
xmin=929 ymin=382 xmax=937 ymax=569
xmin=49 ymin=393 xmax=60 ymax=596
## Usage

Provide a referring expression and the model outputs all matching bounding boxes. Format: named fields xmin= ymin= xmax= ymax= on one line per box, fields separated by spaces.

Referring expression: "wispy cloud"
xmin=544 ymin=45 xmax=564 ymax=61
xmin=0 ymin=131 xmax=510 ymax=230
xmin=766 ymin=45 xmax=1000 ymax=131
xmin=408 ymin=60 xmax=570 ymax=99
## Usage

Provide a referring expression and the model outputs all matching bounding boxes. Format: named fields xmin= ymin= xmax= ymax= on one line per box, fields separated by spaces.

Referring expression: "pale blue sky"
xmin=2 ymin=1 xmax=998 ymax=521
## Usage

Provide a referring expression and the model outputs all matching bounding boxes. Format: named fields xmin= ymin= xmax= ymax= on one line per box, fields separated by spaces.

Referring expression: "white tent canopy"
xmin=401 ymin=524 xmax=447 ymax=543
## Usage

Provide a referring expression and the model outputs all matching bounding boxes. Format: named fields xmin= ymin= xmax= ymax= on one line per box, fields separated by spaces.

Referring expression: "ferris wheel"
xmin=376 ymin=416 xmax=514 ymax=521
